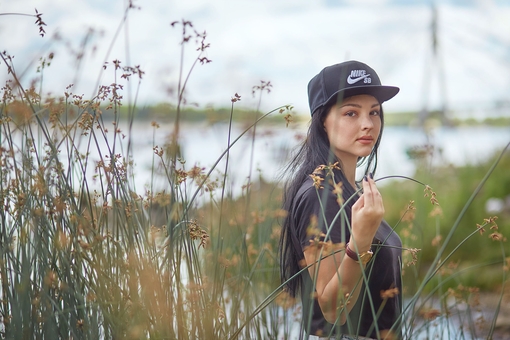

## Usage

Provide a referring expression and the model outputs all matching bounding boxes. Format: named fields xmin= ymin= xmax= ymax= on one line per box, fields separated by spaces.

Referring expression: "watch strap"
xmin=345 ymin=242 xmax=373 ymax=264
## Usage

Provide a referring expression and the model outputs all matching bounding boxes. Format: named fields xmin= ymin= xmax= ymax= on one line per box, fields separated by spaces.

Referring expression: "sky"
xmin=1 ymin=0 xmax=510 ymax=117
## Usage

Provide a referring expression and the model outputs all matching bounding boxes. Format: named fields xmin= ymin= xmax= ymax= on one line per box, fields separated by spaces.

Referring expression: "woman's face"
xmin=323 ymin=94 xmax=381 ymax=163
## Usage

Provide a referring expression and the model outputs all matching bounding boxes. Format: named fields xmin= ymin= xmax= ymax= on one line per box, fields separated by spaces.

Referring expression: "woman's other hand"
xmin=350 ymin=175 xmax=384 ymax=251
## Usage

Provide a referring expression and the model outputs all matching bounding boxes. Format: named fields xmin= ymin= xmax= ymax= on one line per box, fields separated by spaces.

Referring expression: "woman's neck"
xmin=338 ymin=156 xmax=358 ymax=188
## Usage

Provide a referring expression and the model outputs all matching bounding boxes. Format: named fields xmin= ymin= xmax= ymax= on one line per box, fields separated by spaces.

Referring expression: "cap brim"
xmin=326 ymin=85 xmax=400 ymax=107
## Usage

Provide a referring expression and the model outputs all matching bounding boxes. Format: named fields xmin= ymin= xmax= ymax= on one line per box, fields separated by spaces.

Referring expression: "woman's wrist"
xmin=345 ymin=242 xmax=373 ymax=264
xmin=347 ymin=237 xmax=372 ymax=253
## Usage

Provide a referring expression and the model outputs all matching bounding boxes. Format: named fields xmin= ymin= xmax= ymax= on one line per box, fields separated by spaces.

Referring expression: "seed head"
xmin=404 ymin=247 xmax=420 ymax=267
xmin=380 ymin=287 xmax=399 ymax=299
xmin=490 ymin=232 xmax=504 ymax=241
xmin=231 ymin=93 xmax=241 ymax=103
xmin=188 ymin=220 xmax=209 ymax=249
xmin=420 ymin=308 xmax=441 ymax=321
xmin=431 ymin=235 xmax=442 ymax=247
xmin=424 ymin=185 xmax=440 ymax=206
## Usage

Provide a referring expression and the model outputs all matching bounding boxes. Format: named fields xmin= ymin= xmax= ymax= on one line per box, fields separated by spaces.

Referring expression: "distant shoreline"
xmin=96 ymin=104 xmax=510 ymax=127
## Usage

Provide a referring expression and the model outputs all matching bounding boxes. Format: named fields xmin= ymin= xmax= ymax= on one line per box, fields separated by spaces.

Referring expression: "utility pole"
xmin=419 ymin=3 xmax=451 ymax=127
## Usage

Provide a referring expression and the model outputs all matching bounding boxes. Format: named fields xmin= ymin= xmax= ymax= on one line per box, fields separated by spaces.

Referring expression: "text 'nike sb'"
xmin=346 ymin=70 xmax=372 ymax=85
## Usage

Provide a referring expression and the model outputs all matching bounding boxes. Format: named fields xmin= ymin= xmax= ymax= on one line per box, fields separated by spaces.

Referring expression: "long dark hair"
xmin=278 ymin=100 xmax=385 ymax=297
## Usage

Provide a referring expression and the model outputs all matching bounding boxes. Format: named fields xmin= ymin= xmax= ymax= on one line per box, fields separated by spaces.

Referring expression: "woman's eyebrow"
xmin=339 ymin=103 xmax=380 ymax=108
xmin=340 ymin=103 xmax=361 ymax=108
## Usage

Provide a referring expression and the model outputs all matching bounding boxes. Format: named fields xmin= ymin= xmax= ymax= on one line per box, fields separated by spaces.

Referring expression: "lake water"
xmin=7 ymin=121 xmax=509 ymax=198
xmin=127 ymin=122 xmax=510 ymax=195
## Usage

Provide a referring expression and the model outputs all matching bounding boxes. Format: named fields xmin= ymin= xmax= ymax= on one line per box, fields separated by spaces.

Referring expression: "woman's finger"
xmin=367 ymin=175 xmax=384 ymax=211
xmin=361 ymin=176 xmax=374 ymax=206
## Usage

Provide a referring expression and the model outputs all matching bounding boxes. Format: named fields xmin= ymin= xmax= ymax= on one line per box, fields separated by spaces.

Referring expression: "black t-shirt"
xmin=291 ymin=176 xmax=402 ymax=338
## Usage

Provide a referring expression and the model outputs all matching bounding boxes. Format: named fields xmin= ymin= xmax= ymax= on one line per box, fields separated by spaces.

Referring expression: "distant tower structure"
xmin=419 ymin=4 xmax=451 ymax=127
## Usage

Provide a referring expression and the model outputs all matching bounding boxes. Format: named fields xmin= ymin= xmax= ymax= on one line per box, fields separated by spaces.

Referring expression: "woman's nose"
xmin=361 ymin=114 xmax=374 ymax=130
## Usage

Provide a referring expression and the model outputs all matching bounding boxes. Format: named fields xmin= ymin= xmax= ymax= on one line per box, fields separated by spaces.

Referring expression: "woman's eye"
xmin=345 ymin=111 xmax=356 ymax=117
xmin=370 ymin=110 xmax=380 ymax=116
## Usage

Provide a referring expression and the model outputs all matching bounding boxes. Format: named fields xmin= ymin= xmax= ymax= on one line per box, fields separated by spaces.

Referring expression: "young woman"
xmin=279 ymin=61 xmax=402 ymax=340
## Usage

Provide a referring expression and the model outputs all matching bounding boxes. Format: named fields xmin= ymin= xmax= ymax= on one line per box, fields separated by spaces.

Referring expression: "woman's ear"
xmin=322 ymin=117 xmax=328 ymax=132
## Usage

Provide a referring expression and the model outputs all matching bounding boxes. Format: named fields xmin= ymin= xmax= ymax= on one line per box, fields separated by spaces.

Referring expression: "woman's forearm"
xmin=317 ymin=240 xmax=372 ymax=324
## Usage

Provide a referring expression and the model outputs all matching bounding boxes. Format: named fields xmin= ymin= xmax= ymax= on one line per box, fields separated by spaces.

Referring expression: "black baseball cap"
xmin=307 ymin=60 xmax=399 ymax=115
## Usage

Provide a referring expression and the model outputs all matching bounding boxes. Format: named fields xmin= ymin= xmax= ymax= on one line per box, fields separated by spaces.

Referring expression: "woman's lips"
xmin=357 ymin=137 xmax=374 ymax=144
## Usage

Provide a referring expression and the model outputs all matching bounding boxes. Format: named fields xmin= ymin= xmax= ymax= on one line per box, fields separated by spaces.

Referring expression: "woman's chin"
xmin=357 ymin=150 xmax=373 ymax=158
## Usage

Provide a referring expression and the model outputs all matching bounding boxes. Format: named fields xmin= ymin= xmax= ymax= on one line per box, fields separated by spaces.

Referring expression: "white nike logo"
xmin=347 ymin=73 xmax=370 ymax=84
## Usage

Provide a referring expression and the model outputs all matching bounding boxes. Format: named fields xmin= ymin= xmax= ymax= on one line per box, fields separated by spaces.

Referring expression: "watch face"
xmin=360 ymin=251 xmax=373 ymax=264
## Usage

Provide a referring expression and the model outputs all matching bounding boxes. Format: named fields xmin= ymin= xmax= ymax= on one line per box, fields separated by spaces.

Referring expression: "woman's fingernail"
xmin=369 ymin=172 xmax=373 ymax=179
xmin=364 ymin=175 xmax=368 ymax=182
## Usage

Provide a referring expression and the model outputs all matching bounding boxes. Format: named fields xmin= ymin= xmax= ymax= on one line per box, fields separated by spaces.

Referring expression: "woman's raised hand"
xmin=350 ymin=175 xmax=384 ymax=251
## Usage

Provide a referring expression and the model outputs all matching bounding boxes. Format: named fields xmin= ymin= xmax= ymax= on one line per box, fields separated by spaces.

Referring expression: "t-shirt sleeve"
xmin=293 ymin=181 xmax=352 ymax=251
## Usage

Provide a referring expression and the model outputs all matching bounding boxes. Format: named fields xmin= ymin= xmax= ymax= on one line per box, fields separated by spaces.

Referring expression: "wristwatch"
xmin=345 ymin=243 xmax=373 ymax=265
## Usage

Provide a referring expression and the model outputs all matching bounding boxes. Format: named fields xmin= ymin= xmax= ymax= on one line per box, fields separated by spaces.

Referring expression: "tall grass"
xmin=0 ymin=9 xmax=291 ymax=339
xmin=1 ymin=5 xmax=509 ymax=340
